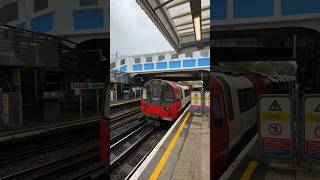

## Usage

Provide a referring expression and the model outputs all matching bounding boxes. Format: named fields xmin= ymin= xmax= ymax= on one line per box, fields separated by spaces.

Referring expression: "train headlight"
xmin=162 ymin=117 xmax=173 ymax=121
xmin=164 ymin=107 xmax=171 ymax=111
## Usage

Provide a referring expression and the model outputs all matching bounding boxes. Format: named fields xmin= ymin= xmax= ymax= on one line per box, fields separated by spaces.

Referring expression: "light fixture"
xmin=193 ymin=15 xmax=201 ymax=42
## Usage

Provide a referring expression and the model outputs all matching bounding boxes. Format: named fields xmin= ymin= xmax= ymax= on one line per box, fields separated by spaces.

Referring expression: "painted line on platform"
xmin=129 ymin=104 xmax=191 ymax=180
xmin=240 ymin=161 xmax=258 ymax=180
xmin=149 ymin=111 xmax=191 ymax=180
xmin=219 ymin=134 xmax=258 ymax=180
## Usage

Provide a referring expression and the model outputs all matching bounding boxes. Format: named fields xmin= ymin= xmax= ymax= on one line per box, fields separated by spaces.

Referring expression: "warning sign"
xmin=303 ymin=95 xmax=320 ymax=161
xmin=259 ymin=95 xmax=292 ymax=158
xmin=269 ymin=100 xmax=282 ymax=111
xmin=269 ymin=123 xmax=282 ymax=136
xmin=191 ymin=91 xmax=201 ymax=111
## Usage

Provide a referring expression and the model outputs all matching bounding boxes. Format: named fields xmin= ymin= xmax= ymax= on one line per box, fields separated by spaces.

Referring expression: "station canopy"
xmin=137 ymin=0 xmax=210 ymax=53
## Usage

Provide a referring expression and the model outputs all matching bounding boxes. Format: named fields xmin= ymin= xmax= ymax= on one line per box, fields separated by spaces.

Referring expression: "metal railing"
xmin=0 ymin=24 xmax=77 ymax=68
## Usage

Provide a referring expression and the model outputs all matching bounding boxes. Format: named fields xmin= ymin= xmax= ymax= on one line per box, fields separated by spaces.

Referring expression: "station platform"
xmin=130 ymin=106 xmax=210 ymax=180
xmin=222 ymin=135 xmax=320 ymax=180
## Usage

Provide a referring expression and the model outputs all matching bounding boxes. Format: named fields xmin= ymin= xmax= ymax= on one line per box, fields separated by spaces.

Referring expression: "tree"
xmin=221 ymin=61 xmax=296 ymax=75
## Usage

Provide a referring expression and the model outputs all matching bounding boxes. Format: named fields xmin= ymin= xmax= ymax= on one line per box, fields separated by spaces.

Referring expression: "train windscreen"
xmin=143 ymin=80 xmax=176 ymax=106
xmin=161 ymin=84 xmax=175 ymax=104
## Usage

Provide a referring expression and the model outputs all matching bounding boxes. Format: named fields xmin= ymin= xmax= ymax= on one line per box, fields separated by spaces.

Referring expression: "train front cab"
xmin=141 ymin=79 xmax=181 ymax=121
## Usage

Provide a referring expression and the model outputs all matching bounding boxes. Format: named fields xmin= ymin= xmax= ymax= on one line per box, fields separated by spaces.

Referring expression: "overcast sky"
xmin=110 ymin=0 xmax=173 ymax=56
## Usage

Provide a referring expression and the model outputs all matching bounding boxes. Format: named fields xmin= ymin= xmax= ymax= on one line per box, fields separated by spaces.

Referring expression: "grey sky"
xmin=110 ymin=0 xmax=173 ymax=56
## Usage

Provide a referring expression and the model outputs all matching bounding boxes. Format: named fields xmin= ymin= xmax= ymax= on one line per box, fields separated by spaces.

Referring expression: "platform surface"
xmin=130 ymin=108 xmax=210 ymax=180
xmin=169 ymin=113 xmax=210 ymax=180
xmin=158 ymin=112 xmax=210 ymax=180
xmin=227 ymin=137 xmax=320 ymax=180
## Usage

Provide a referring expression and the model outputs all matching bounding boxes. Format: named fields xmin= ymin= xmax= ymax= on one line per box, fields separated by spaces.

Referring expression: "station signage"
xmin=303 ymin=95 xmax=320 ymax=161
xmin=71 ymin=83 xmax=104 ymax=90
xmin=258 ymin=95 xmax=292 ymax=158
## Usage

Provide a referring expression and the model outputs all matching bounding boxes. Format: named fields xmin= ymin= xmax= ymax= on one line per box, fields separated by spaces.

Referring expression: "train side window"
xmin=213 ymin=97 xmax=223 ymax=127
xmin=217 ymin=77 xmax=234 ymax=121
xmin=184 ymin=89 xmax=190 ymax=97
xmin=238 ymin=90 xmax=246 ymax=113
xmin=247 ymin=88 xmax=256 ymax=108
xmin=176 ymin=87 xmax=182 ymax=100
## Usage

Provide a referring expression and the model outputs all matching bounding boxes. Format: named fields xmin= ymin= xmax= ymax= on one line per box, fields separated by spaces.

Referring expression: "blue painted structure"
xmin=183 ymin=59 xmax=196 ymax=68
xmin=156 ymin=62 xmax=167 ymax=69
xmin=31 ymin=12 xmax=54 ymax=32
xmin=133 ymin=64 xmax=143 ymax=71
xmin=169 ymin=61 xmax=181 ymax=68
xmin=73 ymin=9 xmax=104 ymax=29
xmin=233 ymin=0 xmax=273 ymax=18
xmin=144 ymin=63 xmax=154 ymax=70
xmin=119 ymin=65 xmax=127 ymax=72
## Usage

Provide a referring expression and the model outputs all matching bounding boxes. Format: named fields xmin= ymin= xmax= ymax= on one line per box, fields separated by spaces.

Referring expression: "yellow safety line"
xmin=240 ymin=161 xmax=258 ymax=180
xmin=149 ymin=112 xmax=191 ymax=180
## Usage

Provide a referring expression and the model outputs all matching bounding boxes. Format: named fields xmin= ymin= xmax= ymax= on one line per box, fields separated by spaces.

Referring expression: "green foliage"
xmin=221 ymin=61 xmax=296 ymax=75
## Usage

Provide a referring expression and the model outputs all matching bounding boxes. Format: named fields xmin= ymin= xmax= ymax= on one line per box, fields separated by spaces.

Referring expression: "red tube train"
xmin=141 ymin=79 xmax=191 ymax=121
xmin=210 ymin=67 xmax=295 ymax=179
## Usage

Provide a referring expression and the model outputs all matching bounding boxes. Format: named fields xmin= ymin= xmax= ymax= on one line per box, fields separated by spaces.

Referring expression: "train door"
xmin=210 ymin=73 xmax=229 ymax=179
xmin=216 ymin=75 xmax=241 ymax=160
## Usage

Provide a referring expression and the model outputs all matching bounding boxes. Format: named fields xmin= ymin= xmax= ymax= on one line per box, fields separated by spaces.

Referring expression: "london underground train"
xmin=210 ymin=67 xmax=295 ymax=179
xmin=141 ymin=79 xmax=191 ymax=121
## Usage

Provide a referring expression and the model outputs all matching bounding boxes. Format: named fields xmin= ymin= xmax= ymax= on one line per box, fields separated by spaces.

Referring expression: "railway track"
xmin=108 ymin=100 xmax=170 ymax=180
xmin=110 ymin=99 xmax=140 ymax=115
xmin=110 ymin=124 xmax=154 ymax=168
xmin=0 ymin=147 xmax=104 ymax=180
xmin=0 ymin=100 xmax=140 ymax=179
xmin=0 ymin=128 xmax=96 ymax=166
xmin=110 ymin=126 xmax=168 ymax=180
xmin=0 ymin=123 xmax=103 ymax=179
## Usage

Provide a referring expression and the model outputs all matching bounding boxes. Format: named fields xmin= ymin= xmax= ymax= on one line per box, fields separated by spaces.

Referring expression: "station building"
xmin=110 ymin=49 xmax=210 ymax=73
xmin=0 ymin=0 xmax=109 ymax=42
xmin=0 ymin=0 xmax=109 ymax=126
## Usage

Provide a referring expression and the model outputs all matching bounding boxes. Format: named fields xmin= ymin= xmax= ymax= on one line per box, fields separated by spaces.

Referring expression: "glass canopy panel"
xmin=179 ymin=28 xmax=194 ymax=35
xmin=202 ymin=25 xmax=210 ymax=31
xmin=165 ymin=0 xmax=189 ymax=9
xmin=202 ymin=9 xmax=210 ymax=20
xmin=145 ymin=0 xmax=210 ymax=50
xmin=176 ymin=23 xmax=193 ymax=31
xmin=201 ymin=0 xmax=210 ymax=9
xmin=167 ymin=2 xmax=190 ymax=17
xmin=173 ymin=15 xmax=192 ymax=27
